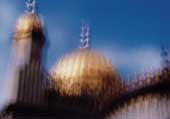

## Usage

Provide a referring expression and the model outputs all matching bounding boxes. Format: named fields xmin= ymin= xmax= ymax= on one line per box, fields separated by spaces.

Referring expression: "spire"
xmin=161 ymin=44 xmax=170 ymax=68
xmin=80 ymin=23 xmax=91 ymax=49
xmin=26 ymin=0 xmax=36 ymax=14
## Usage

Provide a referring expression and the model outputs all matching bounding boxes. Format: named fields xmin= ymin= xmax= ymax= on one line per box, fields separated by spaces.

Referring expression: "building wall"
xmin=107 ymin=93 xmax=170 ymax=119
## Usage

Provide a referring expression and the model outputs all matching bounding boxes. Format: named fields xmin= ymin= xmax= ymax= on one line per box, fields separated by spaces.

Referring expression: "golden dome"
xmin=51 ymin=48 xmax=123 ymax=101
xmin=15 ymin=13 xmax=43 ymax=39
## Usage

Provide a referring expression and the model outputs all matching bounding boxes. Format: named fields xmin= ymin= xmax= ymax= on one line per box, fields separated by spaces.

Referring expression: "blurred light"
xmin=17 ymin=16 xmax=32 ymax=31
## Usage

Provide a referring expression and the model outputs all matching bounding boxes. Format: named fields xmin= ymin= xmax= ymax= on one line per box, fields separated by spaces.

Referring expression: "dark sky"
xmin=0 ymin=0 xmax=169 ymax=108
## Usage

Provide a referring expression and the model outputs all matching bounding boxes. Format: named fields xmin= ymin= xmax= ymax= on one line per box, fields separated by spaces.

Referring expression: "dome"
xmin=51 ymin=48 xmax=123 ymax=101
xmin=15 ymin=13 xmax=43 ymax=39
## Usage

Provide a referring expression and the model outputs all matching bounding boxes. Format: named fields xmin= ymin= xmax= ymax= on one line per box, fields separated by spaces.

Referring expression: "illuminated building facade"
xmin=1 ymin=0 xmax=170 ymax=119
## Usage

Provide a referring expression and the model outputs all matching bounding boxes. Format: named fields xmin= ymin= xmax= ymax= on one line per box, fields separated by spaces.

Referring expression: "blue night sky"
xmin=0 ymin=0 xmax=169 ymax=108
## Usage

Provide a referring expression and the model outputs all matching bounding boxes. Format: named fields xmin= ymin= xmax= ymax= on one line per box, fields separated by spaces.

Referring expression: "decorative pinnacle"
xmin=26 ymin=0 xmax=36 ymax=14
xmin=80 ymin=23 xmax=91 ymax=49
xmin=161 ymin=45 xmax=170 ymax=68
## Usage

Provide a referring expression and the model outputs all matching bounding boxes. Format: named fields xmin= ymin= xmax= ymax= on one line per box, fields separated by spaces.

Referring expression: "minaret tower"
xmin=1 ymin=1 xmax=48 ymax=118
xmin=15 ymin=0 xmax=45 ymax=65
xmin=13 ymin=0 xmax=47 ymax=106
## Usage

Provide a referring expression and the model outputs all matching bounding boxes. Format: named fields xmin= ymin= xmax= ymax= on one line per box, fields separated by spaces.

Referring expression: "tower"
xmin=14 ymin=0 xmax=47 ymax=105
xmin=2 ymin=0 xmax=49 ymax=118
xmin=15 ymin=0 xmax=45 ymax=65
